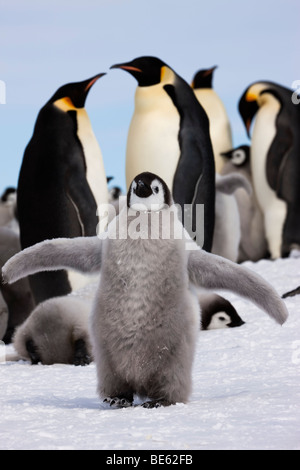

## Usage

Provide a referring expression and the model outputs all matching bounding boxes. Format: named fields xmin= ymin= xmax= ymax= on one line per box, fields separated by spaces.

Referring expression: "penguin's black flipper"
xmin=66 ymin=167 xmax=99 ymax=237
xmin=282 ymin=286 xmax=300 ymax=298
xmin=264 ymin=89 xmax=295 ymax=200
xmin=164 ymin=83 xmax=215 ymax=252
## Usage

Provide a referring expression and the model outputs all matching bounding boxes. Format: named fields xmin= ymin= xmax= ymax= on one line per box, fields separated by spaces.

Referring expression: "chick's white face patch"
xmin=129 ymin=179 xmax=166 ymax=211
xmin=206 ymin=312 xmax=231 ymax=330
xmin=232 ymin=149 xmax=246 ymax=166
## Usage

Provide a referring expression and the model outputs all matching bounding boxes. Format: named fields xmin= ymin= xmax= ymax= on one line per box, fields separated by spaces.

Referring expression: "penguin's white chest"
xmin=126 ymin=87 xmax=180 ymax=190
xmin=194 ymin=89 xmax=232 ymax=173
xmin=76 ymin=109 xmax=108 ymax=208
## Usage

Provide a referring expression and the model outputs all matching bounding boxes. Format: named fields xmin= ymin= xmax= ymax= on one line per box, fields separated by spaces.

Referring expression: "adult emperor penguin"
xmin=191 ymin=66 xmax=233 ymax=173
xmin=239 ymin=81 xmax=300 ymax=258
xmin=111 ymin=56 xmax=216 ymax=251
xmin=2 ymin=172 xmax=288 ymax=408
xmin=17 ymin=74 xmax=108 ymax=303
xmin=221 ymin=145 xmax=268 ymax=262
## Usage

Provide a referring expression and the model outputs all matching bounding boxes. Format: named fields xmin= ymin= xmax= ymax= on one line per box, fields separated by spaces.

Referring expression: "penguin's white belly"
xmin=194 ymin=89 xmax=232 ymax=173
xmin=76 ymin=109 xmax=108 ymax=210
xmin=251 ymin=106 xmax=287 ymax=258
xmin=212 ymin=191 xmax=240 ymax=261
xmin=126 ymin=111 xmax=180 ymax=190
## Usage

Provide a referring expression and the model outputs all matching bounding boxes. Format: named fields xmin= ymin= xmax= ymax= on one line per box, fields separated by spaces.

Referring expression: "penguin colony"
xmin=0 ymin=55 xmax=297 ymax=408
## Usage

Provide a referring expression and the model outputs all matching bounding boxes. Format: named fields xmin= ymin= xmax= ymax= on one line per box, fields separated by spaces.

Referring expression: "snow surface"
xmin=0 ymin=257 xmax=300 ymax=450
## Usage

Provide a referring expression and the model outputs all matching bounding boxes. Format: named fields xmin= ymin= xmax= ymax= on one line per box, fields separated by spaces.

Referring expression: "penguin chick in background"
xmin=2 ymin=172 xmax=288 ymax=408
xmin=198 ymin=292 xmax=245 ymax=330
xmin=191 ymin=66 xmax=233 ymax=173
xmin=239 ymin=81 xmax=300 ymax=259
xmin=212 ymin=173 xmax=252 ymax=262
xmin=111 ymin=56 xmax=215 ymax=252
xmin=221 ymin=145 xmax=268 ymax=262
xmin=0 ymin=187 xmax=19 ymax=233
xmin=17 ymin=74 xmax=108 ymax=304
xmin=12 ymin=293 xmax=93 ymax=365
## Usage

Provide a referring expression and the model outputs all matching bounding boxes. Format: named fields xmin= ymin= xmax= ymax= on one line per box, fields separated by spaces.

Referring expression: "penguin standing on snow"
xmin=239 ymin=81 xmax=300 ymax=258
xmin=221 ymin=145 xmax=268 ymax=262
xmin=2 ymin=172 xmax=288 ymax=408
xmin=212 ymin=173 xmax=251 ymax=262
xmin=191 ymin=66 xmax=233 ymax=173
xmin=111 ymin=56 xmax=216 ymax=251
xmin=17 ymin=74 xmax=108 ymax=304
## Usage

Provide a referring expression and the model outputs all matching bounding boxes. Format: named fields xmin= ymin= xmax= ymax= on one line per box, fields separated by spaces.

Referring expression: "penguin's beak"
xmin=84 ymin=73 xmax=106 ymax=93
xmin=72 ymin=73 xmax=106 ymax=108
xmin=238 ymin=91 xmax=259 ymax=139
xmin=135 ymin=180 xmax=152 ymax=198
xmin=110 ymin=63 xmax=142 ymax=74
xmin=220 ymin=150 xmax=232 ymax=160
xmin=203 ymin=65 xmax=218 ymax=77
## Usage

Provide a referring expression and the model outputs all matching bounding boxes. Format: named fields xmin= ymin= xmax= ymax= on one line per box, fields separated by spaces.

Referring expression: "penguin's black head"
xmin=239 ymin=88 xmax=260 ymax=138
xmin=221 ymin=145 xmax=250 ymax=167
xmin=127 ymin=172 xmax=172 ymax=210
xmin=200 ymin=294 xmax=245 ymax=330
xmin=191 ymin=66 xmax=218 ymax=90
xmin=1 ymin=187 xmax=16 ymax=203
xmin=48 ymin=73 xmax=106 ymax=108
xmin=110 ymin=56 xmax=169 ymax=87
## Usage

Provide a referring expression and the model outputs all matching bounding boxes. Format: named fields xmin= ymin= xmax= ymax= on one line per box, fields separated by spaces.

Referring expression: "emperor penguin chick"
xmin=2 ymin=174 xmax=289 ymax=408
xmin=13 ymin=294 xmax=93 ymax=365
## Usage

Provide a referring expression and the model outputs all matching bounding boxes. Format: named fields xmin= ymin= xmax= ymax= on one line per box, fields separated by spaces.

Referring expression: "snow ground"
xmin=0 ymin=257 xmax=300 ymax=450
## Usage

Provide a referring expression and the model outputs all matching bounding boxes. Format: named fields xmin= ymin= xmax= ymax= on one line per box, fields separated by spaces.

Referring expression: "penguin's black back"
xmin=17 ymin=103 xmax=98 ymax=303
xmin=264 ymin=85 xmax=300 ymax=256
xmin=164 ymin=77 xmax=215 ymax=252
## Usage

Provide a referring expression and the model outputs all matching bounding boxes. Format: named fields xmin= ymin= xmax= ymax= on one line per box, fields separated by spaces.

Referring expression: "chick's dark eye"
xmin=218 ymin=316 xmax=226 ymax=321
xmin=153 ymin=186 xmax=159 ymax=194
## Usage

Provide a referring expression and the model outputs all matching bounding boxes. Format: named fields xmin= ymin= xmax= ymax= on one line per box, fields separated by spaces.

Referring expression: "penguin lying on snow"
xmin=10 ymin=287 xmax=243 ymax=365
xmin=239 ymin=81 xmax=300 ymax=258
xmin=2 ymin=172 xmax=288 ymax=408
xmin=17 ymin=74 xmax=108 ymax=304
xmin=12 ymin=294 xmax=93 ymax=365
xmin=198 ymin=292 xmax=245 ymax=330
xmin=221 ymin=145 xmax=268 ymax=262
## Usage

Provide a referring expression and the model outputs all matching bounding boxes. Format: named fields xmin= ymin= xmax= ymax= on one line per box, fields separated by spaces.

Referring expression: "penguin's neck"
xmin=75 ymin=108 xmax=108 ymax=209
xmin=134 ymin=84 xmax=177 ymax=113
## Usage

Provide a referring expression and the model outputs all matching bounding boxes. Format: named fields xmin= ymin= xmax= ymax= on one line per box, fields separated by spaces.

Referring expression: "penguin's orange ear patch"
xmin=53 ymin=97 xmax=76 ymax=111
xmin=245 ymin=91 xmax=257 ymax=102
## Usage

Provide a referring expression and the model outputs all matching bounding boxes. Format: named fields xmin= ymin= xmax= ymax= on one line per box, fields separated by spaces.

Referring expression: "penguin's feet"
xmin=142 ymin=399 xmax=173 ymax=408
xmin=103 ymin=397 xmax=133 ymax=408
xmin=73 ymin=339 xmax=92 ymax=366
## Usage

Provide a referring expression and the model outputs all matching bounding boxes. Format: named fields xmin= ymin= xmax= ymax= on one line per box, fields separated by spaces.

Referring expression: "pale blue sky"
xmin=0 ymin=0 xmax=298 ymax=195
